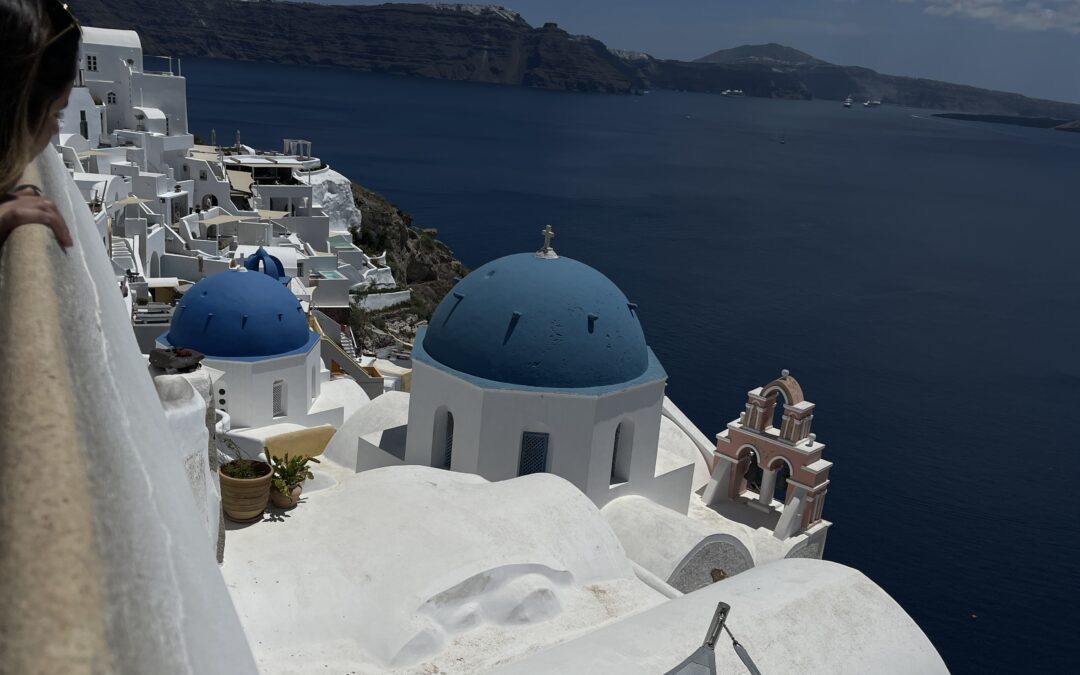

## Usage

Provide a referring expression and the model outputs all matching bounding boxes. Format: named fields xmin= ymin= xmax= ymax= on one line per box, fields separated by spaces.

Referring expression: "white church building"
xmin=156 ymin=260 xmax=367 ymax=456
xmin=404 ymin=243 xmax=693 ymax=513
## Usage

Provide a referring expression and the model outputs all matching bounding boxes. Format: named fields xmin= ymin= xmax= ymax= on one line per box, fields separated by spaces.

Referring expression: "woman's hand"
xmin=0 ymin=186 xmax=73 ymax=249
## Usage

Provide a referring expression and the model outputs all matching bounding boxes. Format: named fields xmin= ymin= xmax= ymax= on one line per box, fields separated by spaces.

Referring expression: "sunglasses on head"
xmin=44 ymin=0 xmax=79 ymax=46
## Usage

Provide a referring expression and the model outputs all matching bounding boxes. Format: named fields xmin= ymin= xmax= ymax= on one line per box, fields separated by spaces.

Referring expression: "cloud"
xmin=907 ymin=0 xmax=1080 ymax=34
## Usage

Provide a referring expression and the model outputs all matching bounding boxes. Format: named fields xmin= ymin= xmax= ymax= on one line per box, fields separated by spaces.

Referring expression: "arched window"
xmin=106 ymin=91 xmax=116 ymax=104
xmin=272 ymin=380 xmax=287 ymax=417
xmin=768 ymin=392 xmax=786 ymax=431
xmin=610 ymin=420 xmax=633 ymax=485
xmin=771 ymin=458 xmax=793 ymax=503
xmin=442 ymin=412 xmax=454 ymax=469
xmin=742 ymin=449 xmax=762 ymax=493
xmin=519 ymin=432 xmax=549 ymax=476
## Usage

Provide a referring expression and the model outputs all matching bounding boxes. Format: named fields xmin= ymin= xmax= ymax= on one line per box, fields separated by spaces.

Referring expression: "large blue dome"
xmin=165 ymin=268 xmax=312 ymax=358
xmin=422 ymin=253 xmax=650 ymax=388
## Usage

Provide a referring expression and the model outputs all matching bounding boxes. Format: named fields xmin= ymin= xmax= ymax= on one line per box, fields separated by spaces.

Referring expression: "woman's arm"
xmin=0 ymin=186 xmax=73 ymax=248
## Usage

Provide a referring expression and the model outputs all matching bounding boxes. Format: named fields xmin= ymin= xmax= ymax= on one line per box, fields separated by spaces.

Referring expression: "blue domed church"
xmin=158 ymin=266 xmax=356 ymax=438
xmin=404 ymin=241 xmax=694 ymax=512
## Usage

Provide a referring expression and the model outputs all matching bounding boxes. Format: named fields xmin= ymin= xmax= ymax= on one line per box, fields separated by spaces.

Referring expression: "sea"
xmin=183 ymin=57 xmax=1080 ymax=673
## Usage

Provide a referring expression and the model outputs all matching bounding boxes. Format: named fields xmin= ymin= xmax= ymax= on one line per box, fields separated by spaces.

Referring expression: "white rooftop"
xmin=493 ymin=557 xmax=948 ymax=674
xmin=221 ymin=465 xmax=664 ymax=673
xmin=81 ymin=26 xmax=142 ymax=49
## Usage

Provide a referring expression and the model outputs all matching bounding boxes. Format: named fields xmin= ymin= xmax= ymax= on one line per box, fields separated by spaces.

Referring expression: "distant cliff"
xmin=635 ymin=43 xmax=1080 ymax=118
xmin=71 ymin=0 xmax=643 ymax=94
xmin=71 ymin=2 xmax=1080 ymax=117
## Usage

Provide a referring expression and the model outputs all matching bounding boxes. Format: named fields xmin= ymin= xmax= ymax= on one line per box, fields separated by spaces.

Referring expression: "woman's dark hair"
xmin=0 ymin=0 xmax=80 ymax=193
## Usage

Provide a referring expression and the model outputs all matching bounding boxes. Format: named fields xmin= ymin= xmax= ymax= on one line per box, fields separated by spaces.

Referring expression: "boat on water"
xmin=870 ymin=99 xmax=882 ymax=106
xmin=721 ymin=89 xmax=745 ymax=97
xmin=843 ymin=96 xmax=853 ymax=108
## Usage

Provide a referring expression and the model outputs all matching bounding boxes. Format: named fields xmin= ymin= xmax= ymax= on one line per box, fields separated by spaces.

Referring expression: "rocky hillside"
xmin=70 ymin=1 xmax=1080 ymax=117
xmin=696 ymin=43 xmax=826 ymax=67
xmin=347 ymin=181 xmax=468 ymax=349
xmin=633 ymin=47 xmax=1080 ymax=118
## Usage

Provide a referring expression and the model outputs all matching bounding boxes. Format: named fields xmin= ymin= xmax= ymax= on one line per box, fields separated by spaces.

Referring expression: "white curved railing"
xmin=0 ymin=161 xmax=113 ymax=673
xmin=0 ymin=152 xmax=258 ymax=673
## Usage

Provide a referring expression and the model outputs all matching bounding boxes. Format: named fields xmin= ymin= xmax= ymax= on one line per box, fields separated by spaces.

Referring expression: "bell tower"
xmin=703 ymin=370 xmax=832 ymax=542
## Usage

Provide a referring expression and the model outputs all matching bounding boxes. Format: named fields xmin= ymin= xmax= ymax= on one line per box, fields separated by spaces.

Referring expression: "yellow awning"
xmin=226 ymin=169 xmax=254 ymax=195
xmin=264 ymin=425 xmax=336 ymax=460
xmin=201 ymin=214 xmax=245 ymax=225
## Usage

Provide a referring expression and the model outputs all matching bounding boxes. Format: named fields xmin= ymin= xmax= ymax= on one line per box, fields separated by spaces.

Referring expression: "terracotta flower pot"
xmin=271 ymin=484 xmax=303 ymax=510
xmin=219 ymin=461 xmax=272 ymax=523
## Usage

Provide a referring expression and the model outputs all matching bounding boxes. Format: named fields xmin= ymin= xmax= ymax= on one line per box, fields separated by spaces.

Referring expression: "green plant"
xmin=271 ymin=453 xmax=320 ymax=497
xmin=221 ymin=458 xmax=270 ymax=480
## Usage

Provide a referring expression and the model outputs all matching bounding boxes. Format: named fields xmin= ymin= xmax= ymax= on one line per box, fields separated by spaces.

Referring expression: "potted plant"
xmin=219 ymin=457 xmax=273 ymax=523
xmin=270 ymin=453 xmax=320 ymax=509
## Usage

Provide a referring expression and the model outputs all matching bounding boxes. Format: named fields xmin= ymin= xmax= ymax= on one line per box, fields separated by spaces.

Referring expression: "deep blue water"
xmin=184 ymin=58 xmax=1080 ymax=672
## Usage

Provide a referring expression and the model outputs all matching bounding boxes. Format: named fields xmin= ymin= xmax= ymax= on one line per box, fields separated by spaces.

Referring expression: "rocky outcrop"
xmin=306 ymin=168 xmax=362 ymax=233
xmin=348 ymin=180 xmax=468 ymax=349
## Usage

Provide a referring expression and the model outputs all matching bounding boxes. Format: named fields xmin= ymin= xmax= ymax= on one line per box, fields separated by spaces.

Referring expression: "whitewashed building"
xmin=404 ymin=244 xmax=694 ymax=513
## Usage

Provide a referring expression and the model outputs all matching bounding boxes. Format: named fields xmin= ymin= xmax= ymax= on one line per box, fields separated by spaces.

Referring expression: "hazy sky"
xmin=324 ymin=1 xmax=1080 ymax=103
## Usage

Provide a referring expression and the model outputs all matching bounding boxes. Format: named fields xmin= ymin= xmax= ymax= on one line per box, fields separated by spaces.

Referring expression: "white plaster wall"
xmin=334 ymin=248 xmax=369 ymax=272
xmin=59 ymin=87 xmax=105 ymax=146
xmin=406 ymin=362 xmax=692 ymax=512
xmin=180 ymin=157 xmax=233 ymax=212
xmin=586 ymin=381 xmax=666 ymax=506
xmin=204 ymin=344 xmax=337 ymax=431
xmin=311 ymin=277 xmax=353 ymax=308
xmin=283 ymin=215 xmax=331 ymax=249
xmin=476 ymin=387 xmax=598 ymax=483
xmin=160 ymin=253 xmax=230 ymax=282
xmin=80 ymin=36 xmax=139 ymax=132
xmin=236 ymin=220 xmax=271 ymax=246
xmin=131 ymin=71 xmax=189 ymax=135
xmin=325 ymin=391 xmax=411 ymax=471
xmin=153 ymin=373 xmax=220 ymax=555
xmin=34 ymin=147 xmax=256 ymax=672
xmin=367 ymin=266 xmax=397 ymax=289
xmin=405 ymin=360 xmax=484 ymax=468
xmin=143 ymin=223 xmax=166 ymax=276
xmin=356 ymin=289 xmax=411 ymax=311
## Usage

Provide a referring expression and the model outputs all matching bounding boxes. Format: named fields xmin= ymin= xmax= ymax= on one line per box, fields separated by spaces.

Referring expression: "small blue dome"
xmin=422 ymin=253 xmax=649 ymax=388
xmin=243 ymin=246 xmax=288 ymax=282
xmin=167 ymin=269 xmax=310 ymax=358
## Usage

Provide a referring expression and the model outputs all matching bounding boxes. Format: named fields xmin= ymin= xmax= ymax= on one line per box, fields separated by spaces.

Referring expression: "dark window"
xmin=442 ymin=412 xmax=454 ymax=469
xmin=610 ymin=421 xmax=631 ymax=484
xmin=86 ymin=54 xmax=97 ymax=71
xmin=519 ymin=432 xmax=550 ymax=476
xmin=272 ymin=380 xmax=286 ymax=417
